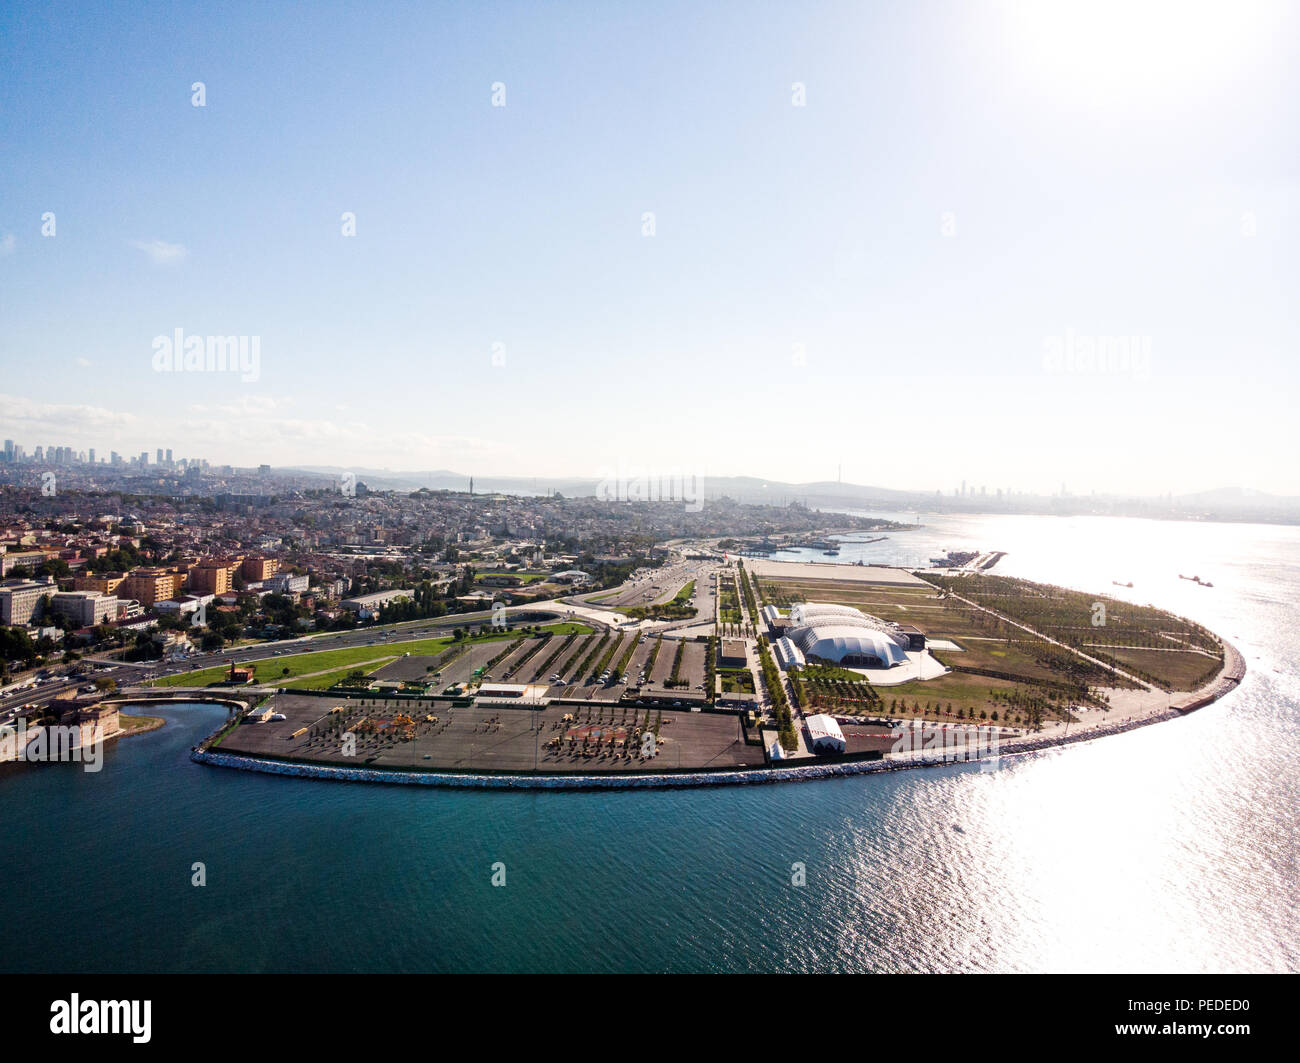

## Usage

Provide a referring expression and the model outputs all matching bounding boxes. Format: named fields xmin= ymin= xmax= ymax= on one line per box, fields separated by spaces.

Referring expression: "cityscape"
xmin=0 ymin=0 xmax=1294 ymax=1038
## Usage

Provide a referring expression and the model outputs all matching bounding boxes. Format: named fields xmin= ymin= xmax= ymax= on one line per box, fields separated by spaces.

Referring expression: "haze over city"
xmin=3 ymin=0 xmax=1297 ymax=496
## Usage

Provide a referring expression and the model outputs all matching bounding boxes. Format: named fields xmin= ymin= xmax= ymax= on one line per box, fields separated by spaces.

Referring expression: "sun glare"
xmin=996 ymin=0 xmax=1282 ymax=108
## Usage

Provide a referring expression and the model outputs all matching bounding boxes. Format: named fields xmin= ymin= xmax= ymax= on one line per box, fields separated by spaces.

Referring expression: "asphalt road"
xmin=0 ymin=557 xmax=727 ymax=714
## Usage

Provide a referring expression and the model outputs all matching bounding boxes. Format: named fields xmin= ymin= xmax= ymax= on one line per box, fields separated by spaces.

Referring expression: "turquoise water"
xmin=1 ymin=515 xmax=1296 ymax=972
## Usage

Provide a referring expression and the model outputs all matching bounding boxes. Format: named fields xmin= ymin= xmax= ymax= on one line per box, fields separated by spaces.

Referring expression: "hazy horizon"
xmin=2 ymin=0 xmax=1297 ymax=496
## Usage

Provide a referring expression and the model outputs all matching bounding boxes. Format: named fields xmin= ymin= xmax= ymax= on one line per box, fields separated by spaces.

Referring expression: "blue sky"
xmin=1 ymin=0 xmax=1296 ymax=495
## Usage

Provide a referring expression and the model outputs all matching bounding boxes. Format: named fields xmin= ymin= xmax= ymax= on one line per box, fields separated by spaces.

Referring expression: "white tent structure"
xmin=788 ymin=601 xmax=911 ymax=668
xmin=804 ymin=713 xmax=846 ymax=753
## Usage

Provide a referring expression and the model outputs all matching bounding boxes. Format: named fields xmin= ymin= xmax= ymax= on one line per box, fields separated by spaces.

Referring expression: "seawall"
xmin=190 ymin=640 xmax=1245 ymax=791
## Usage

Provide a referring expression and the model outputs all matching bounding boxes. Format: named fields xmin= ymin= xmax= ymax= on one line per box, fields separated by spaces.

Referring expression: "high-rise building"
xmin=165 ymin=448 xmax=173 ymax=465
xmin=88 ymin=448 xmax=96 ymax=465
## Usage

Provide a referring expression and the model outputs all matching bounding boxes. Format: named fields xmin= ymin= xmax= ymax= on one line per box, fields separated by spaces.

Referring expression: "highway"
xmin=0 ymin=552 xmax=735 ymax=718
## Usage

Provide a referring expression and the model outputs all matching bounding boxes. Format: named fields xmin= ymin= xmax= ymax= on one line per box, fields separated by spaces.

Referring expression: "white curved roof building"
xmin=805 ymin=713 xmax=847 ymax=753
xmin=789 ymin=601 xmax=911 ymax=668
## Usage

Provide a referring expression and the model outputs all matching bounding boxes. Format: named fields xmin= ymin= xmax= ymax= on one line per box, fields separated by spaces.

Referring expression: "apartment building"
xmin=118 ymin=568 xmax=178 ymax=609
xmin=73 ymin=572 xmax=126 ymax=595
xmin=0 ymin=579 xmax=52 ymax=625
xmin=188 ymin=559 xmax=237 ymax=595
xmin=264 ymin=573 xmax=309 ymax=594
xmin=241 ymin=556 xmax=278 ymax=581
xmin=49 ymin=590 xmax=119 ymax=627
xmin=0 ymin=549 xmax=50 ymax=577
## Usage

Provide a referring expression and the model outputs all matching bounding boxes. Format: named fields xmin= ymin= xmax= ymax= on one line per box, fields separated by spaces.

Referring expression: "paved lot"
xmin=746 ymin=560 xmax=929 ymax=586
xmin=372 ymin=655 xmax=446 ymax=682
xmin=648 ymin=637 xmax=676 ymax=684
xmin=218 ymin=693 xmax=765 ymax=773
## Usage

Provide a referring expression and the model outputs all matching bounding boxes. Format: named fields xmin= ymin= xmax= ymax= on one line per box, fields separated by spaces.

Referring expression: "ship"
xmin=1178 ymin=574 xmax=1214 ymax=587
xmin=1112 ymin=580 xmax=1133 ymax=588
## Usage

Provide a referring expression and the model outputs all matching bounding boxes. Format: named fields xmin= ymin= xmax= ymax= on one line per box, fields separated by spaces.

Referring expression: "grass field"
xmin=869 ymin=673 xmax=1051 ymax=725
xmin=928 ymin=573 xmax=1224 ymax=690
xmin=149 ymin=623 xmax=592 ymax=689
xmin=117 ymin=713 xmax=165 ymax=733
xmin=718 ymin=577 xmax=743 ymax=624
xmin=759 ymin=571 xmax=1173 ymax=723
xmin=1088 ymin=645 xmax=1222 ymax=691
xmin=760 ymin=578 xmax=994 ymax=642
xmin=718 ymin=668 xmax=755 ymax=694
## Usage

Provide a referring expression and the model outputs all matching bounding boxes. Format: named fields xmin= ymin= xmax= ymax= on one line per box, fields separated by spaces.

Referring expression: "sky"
xmin=1 ymin=0 xmax=1296 ymax=497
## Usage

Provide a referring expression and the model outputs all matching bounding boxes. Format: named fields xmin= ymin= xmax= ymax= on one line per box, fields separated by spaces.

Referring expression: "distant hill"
xmin=279 ymin=466 xmax=1300 ymax=523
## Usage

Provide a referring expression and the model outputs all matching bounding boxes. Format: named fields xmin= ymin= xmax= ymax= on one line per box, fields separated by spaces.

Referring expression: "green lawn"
xmin=150 ymin=622 xmax=591 ymax=689
xmin=1091 ymin=646 xmax=1222 ymax=691
xmin=719 ymin=669 xmax=755 ymax=694
xmin=117 ymin=713 xmax=164 ymax=732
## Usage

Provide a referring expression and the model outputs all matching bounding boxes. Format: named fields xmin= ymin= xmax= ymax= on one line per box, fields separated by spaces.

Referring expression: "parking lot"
xmin=218 ymin=693 xmax=766 ymax=774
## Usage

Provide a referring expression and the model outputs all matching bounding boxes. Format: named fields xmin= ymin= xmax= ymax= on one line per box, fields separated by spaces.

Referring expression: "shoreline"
xmin=187 ymin=640 xmax=1245 ymax=791
xmin=117 ymin=713 xmax=167 ymax=738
